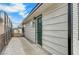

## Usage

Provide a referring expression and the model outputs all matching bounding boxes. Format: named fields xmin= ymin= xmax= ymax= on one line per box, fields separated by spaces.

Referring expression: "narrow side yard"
xmin=1 ymin=37 xmax=49 ymax=55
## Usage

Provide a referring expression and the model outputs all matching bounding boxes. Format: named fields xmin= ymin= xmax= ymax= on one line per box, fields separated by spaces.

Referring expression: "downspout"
xmin=68 ymin=3 xmax=73 ymax=55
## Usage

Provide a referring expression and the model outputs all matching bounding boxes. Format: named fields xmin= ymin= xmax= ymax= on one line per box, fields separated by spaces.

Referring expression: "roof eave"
xmin=22 ymin=3 xmax=43 ymax=25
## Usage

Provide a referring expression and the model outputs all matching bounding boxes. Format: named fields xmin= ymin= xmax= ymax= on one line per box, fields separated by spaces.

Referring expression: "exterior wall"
xmin=42 ymin=4 xmax=68 ymax=55
xmin=24 ymin=21 xmax=35 ymax=43
xmin=13 ymin=29 xmax=23 ymax=37
xmin=0 ymin=11 xmax=12 ymax=53
xmin=0 ymin=12 xmax=5 ymax=53
xmin=0 ymin=23 xmax=4 ymax=35
xmin=0 ymin=22 xmax=5 ymax=53
xmin=23 ymin=4 xmax=68 ymax=55
xmin=73 ymin=3 xmax=79 ymax=55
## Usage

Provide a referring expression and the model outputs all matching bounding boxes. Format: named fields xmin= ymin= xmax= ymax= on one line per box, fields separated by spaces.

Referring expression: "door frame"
xmin=35 ymin=14 xmax=42 ymax=47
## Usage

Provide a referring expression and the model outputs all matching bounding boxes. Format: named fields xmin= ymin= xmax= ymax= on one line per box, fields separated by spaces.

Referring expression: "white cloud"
xmin=9 ymin=15 xmax=23 ymax=28
xmin=0 ymin=0 xmax=35 ymax=3
xmin=0 ymin=3 xmax=26 ymax=13
xmin=0 ymin=3 xmax=28 ymax=18
xmin=11 ymin=4 xmax=26 ymax=12
xmin=19 ymin=11 xmax=29 ymax=18
xmin=0 ymin=3 xmax=30 ymax=28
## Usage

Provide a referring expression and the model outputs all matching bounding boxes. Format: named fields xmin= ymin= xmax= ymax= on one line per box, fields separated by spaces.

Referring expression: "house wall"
xmin=0 ymin=22 xmax=5 ymax=53
xmin=42 ymin=4 xmax=68 ymax=55
xmin=13 ymin=29 xmax=23 ymax=37
xmin=0 ymin=11 xmax=12 ymax=53
xmin=0 ymin=12 xmax=5 ymax=53
xmin=73 ymin=3 xmax=79 ymax=55
xmin=24 ymin=3 xmax=68 ymax=55
xmin=0 ymin=23 xmax=4 ymax=35
xmin=24 ymin=20 xmax=36 ymax=43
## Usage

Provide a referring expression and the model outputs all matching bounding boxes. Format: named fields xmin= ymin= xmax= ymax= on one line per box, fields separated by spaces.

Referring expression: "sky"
xmin=0 ymin=3 xmax=37 ymax=28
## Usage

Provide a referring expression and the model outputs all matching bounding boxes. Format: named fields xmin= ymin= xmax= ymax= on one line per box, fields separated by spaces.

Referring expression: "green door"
xmin=36 ymin=15 xmax=42 ymax=46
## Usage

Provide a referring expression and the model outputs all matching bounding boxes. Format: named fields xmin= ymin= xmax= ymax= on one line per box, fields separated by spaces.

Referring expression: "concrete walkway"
xmin=1 ymin=37 xmax=48 ymax=55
